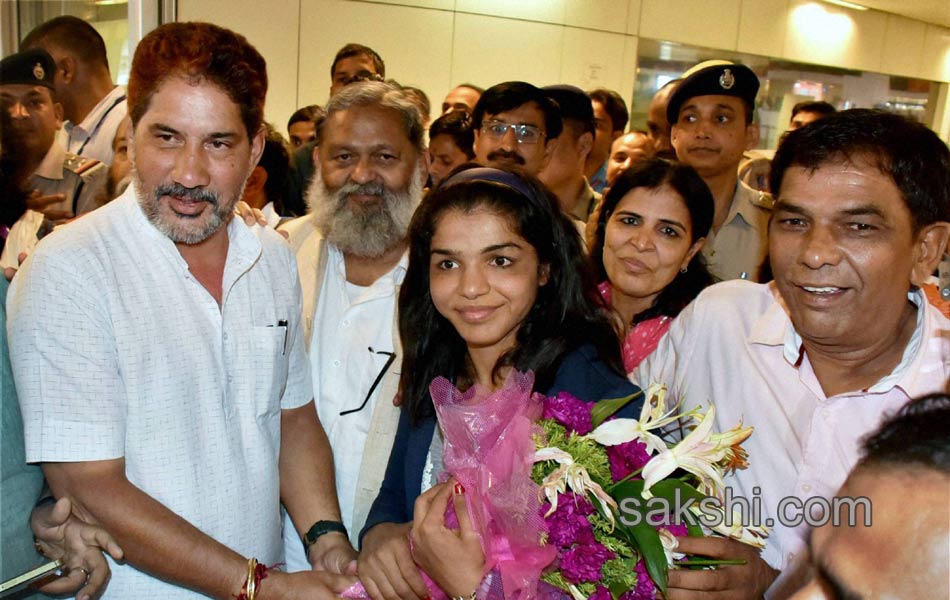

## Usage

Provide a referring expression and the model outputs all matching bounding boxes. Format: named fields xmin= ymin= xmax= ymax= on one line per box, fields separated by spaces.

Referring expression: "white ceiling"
xmin=857 ymin=0 xmax=950 ymax=29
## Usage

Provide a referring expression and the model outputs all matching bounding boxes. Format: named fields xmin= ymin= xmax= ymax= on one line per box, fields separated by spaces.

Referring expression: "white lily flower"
xmin=584 ymin=383 xmax=700 ymax=456
xmin=689 ymin=505 xmax=770 ymax=549
xmin=641 ymin=406 xmax=729 ymax=498
xmin=534 ymin=446 xmax=618 ymax=528
xmin=658 ymin=529 xmax=686 ymax=565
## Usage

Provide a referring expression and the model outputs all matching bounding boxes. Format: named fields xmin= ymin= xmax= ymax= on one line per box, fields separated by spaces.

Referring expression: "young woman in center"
xmin=356 ymin=165 xmax=642 ymax=600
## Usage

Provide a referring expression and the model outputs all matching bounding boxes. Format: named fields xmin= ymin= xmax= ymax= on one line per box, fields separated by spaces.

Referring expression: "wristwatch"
xmin=302 ymin=520 xmax=348 ymax=554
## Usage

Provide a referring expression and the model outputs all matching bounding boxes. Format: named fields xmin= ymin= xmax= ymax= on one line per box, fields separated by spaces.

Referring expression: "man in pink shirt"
xmin=634 ymin=109 xmax=950 ymax=599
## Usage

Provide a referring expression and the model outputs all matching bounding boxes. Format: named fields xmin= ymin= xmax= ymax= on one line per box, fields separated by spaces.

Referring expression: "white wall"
xmin=177 ymin=0 xmax=950 ymax=140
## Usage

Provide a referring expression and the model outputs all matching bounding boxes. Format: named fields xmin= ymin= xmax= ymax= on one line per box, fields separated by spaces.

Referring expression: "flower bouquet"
xmin=345 ymin=371 xmax=767 ymax=600
xmin=532 ymin=382 xmax=769 ymax=599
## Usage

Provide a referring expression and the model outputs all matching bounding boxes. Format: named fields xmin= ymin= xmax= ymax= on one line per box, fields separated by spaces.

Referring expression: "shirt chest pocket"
xmin=232 ymin=325 xmax=291 ymax=419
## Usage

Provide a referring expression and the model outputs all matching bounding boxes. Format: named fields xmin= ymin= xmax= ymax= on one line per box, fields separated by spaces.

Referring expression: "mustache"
xmin=336 ymin=181 xmax=387 ymax=200
xmin=486 ymin=149 xmax=525 ymax=165
xmin=154 ymin=182 xmax=219 ymax=205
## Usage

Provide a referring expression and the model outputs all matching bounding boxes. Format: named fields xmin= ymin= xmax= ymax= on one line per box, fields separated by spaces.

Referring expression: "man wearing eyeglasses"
xmin=470 ymin=81 xmax=562 ymax=176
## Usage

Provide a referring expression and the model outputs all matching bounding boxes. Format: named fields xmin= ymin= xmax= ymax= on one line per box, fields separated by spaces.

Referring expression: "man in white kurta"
xmin=9 ymin=188 xmax=309 ymax=597
xmin=7 ymin=22 xmax=353 ymax=600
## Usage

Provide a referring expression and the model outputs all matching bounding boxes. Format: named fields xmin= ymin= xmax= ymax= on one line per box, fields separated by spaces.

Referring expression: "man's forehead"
xmin=487 ymin=102 xmax=544 ymax=124
xmin=324 ymin=104 xmax=412 ymax=144
xmin=333 ymin=54 xmax=377 ymax=76
xmin=0 ymin=83 xmax=52 ymax=99
xmin=680 ymin=94 xmax=744 ymax=112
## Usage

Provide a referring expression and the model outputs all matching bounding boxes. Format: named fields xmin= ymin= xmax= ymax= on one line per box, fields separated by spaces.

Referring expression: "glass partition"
xmin=632 ymin=38 xmax=938 ymax=149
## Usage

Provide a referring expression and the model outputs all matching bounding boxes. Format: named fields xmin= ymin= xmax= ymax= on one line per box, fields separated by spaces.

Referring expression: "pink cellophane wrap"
xmin=429 ymin=370 xmax=558 ymax=600
xmin=342 ymin=371 xmax=559 ymax=600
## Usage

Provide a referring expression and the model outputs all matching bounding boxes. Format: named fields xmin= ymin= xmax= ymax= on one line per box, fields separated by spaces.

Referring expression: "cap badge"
xmin=719 ymin=68 xmax=735 ymax=90
xmin=33 ymin=62 xmax=45 ymax=80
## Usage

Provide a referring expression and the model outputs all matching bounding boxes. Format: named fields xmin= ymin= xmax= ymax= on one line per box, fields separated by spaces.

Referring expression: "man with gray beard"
xmin=280 ymin=81 xmax=427 ymax=572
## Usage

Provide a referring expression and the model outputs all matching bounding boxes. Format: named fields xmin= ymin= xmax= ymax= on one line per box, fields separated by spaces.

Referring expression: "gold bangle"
xmin=246 ymin=558 xmax=258 ymax=600
xmin=450 ymin=591 xmax=477 ymax=600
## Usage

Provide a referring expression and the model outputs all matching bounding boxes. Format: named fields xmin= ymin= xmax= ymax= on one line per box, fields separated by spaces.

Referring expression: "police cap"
xmin=666 ymin=60 xmax=759 ymax=125
xmin=0 ymin=48 xmax=56 ymax=89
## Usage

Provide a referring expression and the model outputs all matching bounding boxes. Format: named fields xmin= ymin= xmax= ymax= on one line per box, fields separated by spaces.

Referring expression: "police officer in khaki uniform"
xmin=668 ymin=60 xmax=773 ymax=282
xmin=0 ymin=48 xmax=106 ymax=269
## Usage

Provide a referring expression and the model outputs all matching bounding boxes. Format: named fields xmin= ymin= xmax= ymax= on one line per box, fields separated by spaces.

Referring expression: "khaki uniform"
xmin=31 ymin=141 xmax=108 ymax=218
xmin=702 ymin=179 xmax=773 ymax=282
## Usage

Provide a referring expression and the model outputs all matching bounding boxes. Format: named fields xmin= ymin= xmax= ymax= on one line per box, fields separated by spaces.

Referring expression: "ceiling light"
xmin=822 ymin=0 xmax=868 ymax=10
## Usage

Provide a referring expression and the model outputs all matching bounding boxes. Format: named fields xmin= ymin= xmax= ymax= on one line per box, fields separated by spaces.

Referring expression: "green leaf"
xmin=612 ymin=492 xmax=669 ymax=595
xmin=608 ymin=580 xmax=628 ymax=600
xmin=591 ymin=391 xmax=644 ymax=428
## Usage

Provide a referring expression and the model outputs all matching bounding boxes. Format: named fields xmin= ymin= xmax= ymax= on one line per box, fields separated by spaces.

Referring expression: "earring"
xmin=680 ymin=266 xmax=688 ymax=273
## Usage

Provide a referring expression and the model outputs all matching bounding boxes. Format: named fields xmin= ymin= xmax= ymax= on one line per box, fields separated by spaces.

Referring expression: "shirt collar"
xmin=723 ymin=180 xmax=760 ymax=230
xmin=750 ymin=284 xmax=932 ymax=394
xmin=66 ymin=86 xmax=126 ymax=136
xmin=329 ymin=243 xmax=408 ymax=287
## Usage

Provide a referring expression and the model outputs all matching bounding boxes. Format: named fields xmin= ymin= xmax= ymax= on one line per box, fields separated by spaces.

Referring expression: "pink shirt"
xmin=633 ymin=280 xmax=949 ymax=592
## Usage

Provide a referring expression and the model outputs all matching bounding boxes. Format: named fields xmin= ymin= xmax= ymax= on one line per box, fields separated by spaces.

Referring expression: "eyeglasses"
xmin=339 ymin=347 xmax=397 ymax=416
xmin=481 ymin=120 xmax=545 ymax=144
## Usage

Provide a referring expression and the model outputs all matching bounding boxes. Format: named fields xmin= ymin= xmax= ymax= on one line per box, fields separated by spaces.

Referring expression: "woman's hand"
xmin=31 ymin=496 xmax=124 ymax=600
xmin=410 ymin=480 xmax=484 ymax=599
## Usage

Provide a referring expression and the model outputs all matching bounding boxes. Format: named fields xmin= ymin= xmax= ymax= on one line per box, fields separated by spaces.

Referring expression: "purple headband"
xmin=440 ymin=167 xmax=538 ymax=203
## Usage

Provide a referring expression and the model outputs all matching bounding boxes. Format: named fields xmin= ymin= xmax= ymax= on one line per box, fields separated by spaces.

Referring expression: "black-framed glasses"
xmin=481 ymin=119 xmax=545 ymax=144
xmin=339 ymin=347 xmax=397 ymax=416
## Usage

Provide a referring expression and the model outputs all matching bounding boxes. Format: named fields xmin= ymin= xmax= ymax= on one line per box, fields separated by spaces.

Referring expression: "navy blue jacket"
xmin=360 ymin=344 xmax=642 ymax=545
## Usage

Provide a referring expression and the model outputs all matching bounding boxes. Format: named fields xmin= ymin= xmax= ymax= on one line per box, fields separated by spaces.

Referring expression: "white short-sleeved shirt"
xmin=62 ymin=86 xmax=128 ymax=165
xmin=282 ymin=243 xmax=405 ymax=572
xmin=8 ymin=188 xmax=312 ymax=598
xmin=633 ymin=280 xmax=949 ymax=594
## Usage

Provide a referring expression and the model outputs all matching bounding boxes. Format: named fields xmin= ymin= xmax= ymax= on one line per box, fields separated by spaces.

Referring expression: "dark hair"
xmin=400 ymin=164 xmax=623 ymax=425
xmin=589 ymin=157 xmax=716 ymax=325
xmin=588 ymin=88 xmax=629 ymax=133
xmin=127 ymin=23 xmax=267 ymax=139
xmin=287 ymin=104 xmax=325 ymax=128
xmin=544 ymin=85 xmax=595 ymax=138
xmin=471 ymin=81 xmax=563 ymax=141
xmin=258 ymin=124 xmax=290 ymax=211
xmin=21 ymin=15 xmax=109 ymax=70
xmin=771 ymin=109 xmax=950 ymax=230
xmin=428 ymin=111 xmax=475 ymax=160
xmin=859 ymin=393 xmax=950 ymax=473
xmin=400 ymin=86 xmax=431 ymax=124
xmin=330 ymin=43 xmax=385 ymax=79
xmin=790 ymin=100 xmax=836 ymax=120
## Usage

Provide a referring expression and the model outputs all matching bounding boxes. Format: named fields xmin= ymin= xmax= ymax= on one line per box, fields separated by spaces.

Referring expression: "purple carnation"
xmin=560 ymin=542 xmax=615 ymax=584
xmin=660 ymin=522 xmax=688 ymax=538
xmin=542 ymin=392 xmax=593 ymax=435
xmin=606 ymin=440 xmax=651 ymax=481
xmin=588 ymin=586 xmax=612 ymax=600
xmin=546 ymin=494 xmax=596 ymax=547
xmin=618 ymin=559 xmax=656 ymax=600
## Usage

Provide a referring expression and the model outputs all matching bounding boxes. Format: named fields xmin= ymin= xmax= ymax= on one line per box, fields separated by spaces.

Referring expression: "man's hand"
xmin=32 ymin=497 xmax=124 ymax=600
xmin=357 ymin=522 xmax=429 ymax=600
xmin=666 ymin=536 xmax=778 ymax=599
xmin=259 ymin=568 xmax=356 ymax=600
xmin=4 ymin=251 xmax=27 ymax=281
xmin=26 ymin=191 xmax=70 ymax=221
xmin=410 ymin=481 xmax=484 ymax=598
xmin=308 ymin=531 xmax=358 ymax=575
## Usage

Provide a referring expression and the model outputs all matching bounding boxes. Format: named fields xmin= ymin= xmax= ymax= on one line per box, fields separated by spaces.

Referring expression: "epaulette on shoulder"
xmin=63 ymin=153 xmax=103 ymax=176
xmin=751 ymin=190 xmax=774 ymax=210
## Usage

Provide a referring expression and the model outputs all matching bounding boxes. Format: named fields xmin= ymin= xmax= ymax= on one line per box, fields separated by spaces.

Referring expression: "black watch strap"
xmin=302 ymin=520 xmax=348 ymax=553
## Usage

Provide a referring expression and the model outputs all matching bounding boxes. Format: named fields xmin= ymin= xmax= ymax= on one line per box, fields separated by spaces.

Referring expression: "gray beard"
xmin=308 ymin=168 xmax=423 ymax=258
xmin=133 ymin=171 xmax=242 ymax=245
